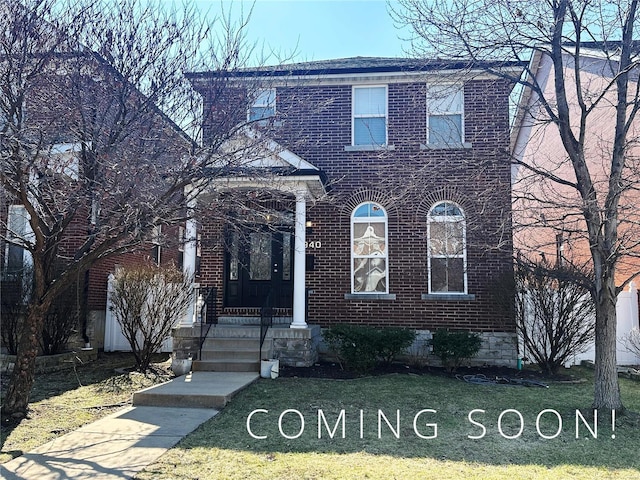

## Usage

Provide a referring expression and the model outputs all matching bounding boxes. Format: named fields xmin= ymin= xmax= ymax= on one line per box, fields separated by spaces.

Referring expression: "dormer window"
xmin=352 ymin=86 xmax=387 ymax=146
xmin=249 ymin=88 xmax=276 ymax=122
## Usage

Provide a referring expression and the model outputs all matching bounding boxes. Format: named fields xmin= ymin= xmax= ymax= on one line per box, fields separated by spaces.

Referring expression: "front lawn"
xmin=138 ymin=367 xmax=640 ymax=479
xmin=0 ymin=352 xmax=172 ymax=463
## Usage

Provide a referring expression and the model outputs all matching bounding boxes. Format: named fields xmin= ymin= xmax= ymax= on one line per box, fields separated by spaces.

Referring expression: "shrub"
xmin=1 ymin=301 xmax=24 ymax=355
xmin=1 ymin=273 xmax=77 ymax=355
xmin=323 ymin=324 xmax=416 ymax=372
xmin=431 ymin=329 xmax=482 ymax=372
xmin=109 ymin=263 xmax=192 ymax=372
xmin=623 ymin=328 xmax=640 ymax=363
xmin=377 ymin=327 xmax=417 ymax=365
xmin=40 ymin=284 xmax=79 ymax=355
xmin=1 ymin=269 xmax=33 ymax=355
xmin=496 ymin=258 xmax=596 ymax=375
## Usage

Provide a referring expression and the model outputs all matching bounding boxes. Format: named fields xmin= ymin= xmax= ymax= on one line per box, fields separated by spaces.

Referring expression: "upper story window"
xmin=351 ymin=202 xmax=388 ymax=293
xmin=353 ymin=86 xmax=387 ymax=146
xmin=32 ymin=143 xmax=81 ymax=181
xmin=427 ymin=84 xmax=464 ymax=146
xmin=249 ymin=88 xmax=276 ymax=122
xmin=427 ymin=201 xmax=467 ymax=294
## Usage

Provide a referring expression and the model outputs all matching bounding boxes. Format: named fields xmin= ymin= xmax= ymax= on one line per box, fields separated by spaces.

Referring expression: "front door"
xmin=225 ymin=228 xmax=294 ymax=308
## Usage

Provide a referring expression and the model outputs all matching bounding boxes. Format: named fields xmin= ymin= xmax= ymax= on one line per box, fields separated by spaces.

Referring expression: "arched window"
xmin=351 ymin=202 xmax=388 ymax=293
xmin=428 ymin=201 xmax=466 ymax=293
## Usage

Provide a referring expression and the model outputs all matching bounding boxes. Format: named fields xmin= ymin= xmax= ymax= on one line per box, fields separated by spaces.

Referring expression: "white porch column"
xmin=180 ymin=205 xmax=198 ymax=326
xmin=183 ymin=217 xmax=198 ymax=278
xmin=291 ymin=189 xmax=308 ymax=329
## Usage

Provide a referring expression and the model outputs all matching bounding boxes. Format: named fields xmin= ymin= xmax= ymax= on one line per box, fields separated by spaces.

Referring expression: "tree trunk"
xmin=592 ymin=275 xmax=623 ymax=411
xmin=2 ymin=304 xmax=47 ymax=418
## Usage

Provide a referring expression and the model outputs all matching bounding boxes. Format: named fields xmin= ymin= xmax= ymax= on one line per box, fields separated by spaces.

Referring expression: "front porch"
xmin=172 ymin=131 xmax=327 ymax=371
xmin=172 ymin=317 xmax=322 ymax=370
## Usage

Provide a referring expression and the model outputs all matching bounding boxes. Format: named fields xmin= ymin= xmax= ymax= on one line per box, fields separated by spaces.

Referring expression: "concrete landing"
xmin=132 ymin=371 xmax=259 ymax=408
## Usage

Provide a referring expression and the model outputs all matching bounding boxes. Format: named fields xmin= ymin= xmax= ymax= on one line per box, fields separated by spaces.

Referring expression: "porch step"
xmin=195 ymin=327 xmax=271 ymax=373
xmin=201 ymin=336 xmax=263 ymax=350
xmin=207 ymin=325 xmax=262 ymax=338
xmin=192 ymin=359 xmax=261 ymax=372
xmin=217 ymin=316 xmax=292 ymax=326
xmin=200 ymin=349 xmax=261 ymax=361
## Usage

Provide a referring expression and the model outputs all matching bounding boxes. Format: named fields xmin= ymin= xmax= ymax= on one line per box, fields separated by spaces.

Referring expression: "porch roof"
xmin=194 ymin=129 xmax=328 ymax=200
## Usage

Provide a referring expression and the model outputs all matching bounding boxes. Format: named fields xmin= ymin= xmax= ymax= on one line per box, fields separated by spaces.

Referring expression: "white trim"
xmin=198 ymin=68 xmax=523 ymax=87
xmin=291 ymin=190 xmax=308 ymax=328
xmin=352 ymin=85 xmax=388 ymax=147
xmin=211 ymin=175 xmax=326 ymax=200
xmin=239 ymin=128 xmax=320 ymax=171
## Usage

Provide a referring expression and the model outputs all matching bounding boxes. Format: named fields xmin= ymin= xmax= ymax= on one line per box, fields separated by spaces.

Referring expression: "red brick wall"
xmin=1 ymin=55 xmax=191 ymax=314
xmin=194 ymin=76 xmax=515 ymax=332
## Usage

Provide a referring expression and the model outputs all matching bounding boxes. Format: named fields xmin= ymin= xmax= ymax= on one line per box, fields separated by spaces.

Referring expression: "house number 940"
xmin=305 ymin=241 xmax=322 ymax=249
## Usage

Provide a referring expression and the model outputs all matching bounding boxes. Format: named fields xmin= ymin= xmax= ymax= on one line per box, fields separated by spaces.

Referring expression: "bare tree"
xmin=392 ymin=0 xmax=640 ymax=411
xmin=109 ymin=263 xmax=192 ymax=372
xmin=0 ymin=0 xmax=271 ymax=418
xmin=513 ymin=258 xmax=596 ymax=375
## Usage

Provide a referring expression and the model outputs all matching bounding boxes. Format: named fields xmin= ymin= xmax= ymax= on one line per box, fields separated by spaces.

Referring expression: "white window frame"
xmin=427 ymin=201 xmax=467 ymax=294
xmin=352 ymin=85 xmax=388 ymax=146
xmin=151 ymin=225 xmax=162 ymax=266
xmin=351 ymin=202 xmax=389 ymax=294
xmin=426 ymin=84 xmax=464 ymax=146
xmin=248 ymin=88 xmax=276 ymax=122
xmin=3 ymin=205 xmax=34 ymax=286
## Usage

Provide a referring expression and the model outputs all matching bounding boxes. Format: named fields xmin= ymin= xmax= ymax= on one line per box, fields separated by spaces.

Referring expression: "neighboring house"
xmin=0 ymin=51 xmax=192 ymax=353
xmin=511 ymin=43 xmax=640 ymax=366
xmin=172 ymin=57 xmax=522 ymax=368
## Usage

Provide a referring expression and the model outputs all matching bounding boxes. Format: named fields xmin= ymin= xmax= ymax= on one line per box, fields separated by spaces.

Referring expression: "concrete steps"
xmin=192 ymin=359 xmax=260 ymax=372
xmin=193 ymin=325 xmax=271 ymax=373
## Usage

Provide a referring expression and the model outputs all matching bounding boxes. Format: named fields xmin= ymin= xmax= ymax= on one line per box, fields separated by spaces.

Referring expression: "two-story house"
xmin=173 ymin=57 xmax=522 ymax=369
xmin=1 ymin=49 xmax=193 ymax=354
xmin=511 ymin=43 xmax=640 ymax=366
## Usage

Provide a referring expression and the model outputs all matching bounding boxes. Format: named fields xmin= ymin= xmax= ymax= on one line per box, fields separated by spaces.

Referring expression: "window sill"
xmin=420 ymin=142 xmax=472 ymax=150
xmin=421 ymin=293 xmax=475 ymax=301
xmin=249 ymin=119 xmax=283 ymax=127
xmin=344 ymin=293 xmax=397 ymax=301
xmin=344 ymin=145 xmax=395 ymax=152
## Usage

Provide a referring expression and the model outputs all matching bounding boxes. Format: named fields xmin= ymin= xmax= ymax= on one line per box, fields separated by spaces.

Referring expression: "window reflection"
xmin=351 ymin=202 xmax=388 ymax=293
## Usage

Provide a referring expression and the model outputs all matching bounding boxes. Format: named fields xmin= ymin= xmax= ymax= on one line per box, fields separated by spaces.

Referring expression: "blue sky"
xmin=196 ymin=0 xmax=411 ymax=63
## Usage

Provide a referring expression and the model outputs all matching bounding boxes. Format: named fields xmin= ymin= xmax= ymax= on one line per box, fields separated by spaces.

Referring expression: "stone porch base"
xmin=172 ymin=324 xmax=321 ymax=368
xmin=174 ymin=325 xmax=516 ymax=370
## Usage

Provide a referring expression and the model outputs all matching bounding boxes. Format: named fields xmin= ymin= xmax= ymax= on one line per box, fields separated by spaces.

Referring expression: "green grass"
xmin=138 ymin=368 xmax=640 ymax=479
xmin=1 ymin=352 xmax=172 ymax=463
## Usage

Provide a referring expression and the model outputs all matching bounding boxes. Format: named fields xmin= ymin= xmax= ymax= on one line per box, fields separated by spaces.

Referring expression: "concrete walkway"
xmin=1 ymin=372 xmax=259 ymax=480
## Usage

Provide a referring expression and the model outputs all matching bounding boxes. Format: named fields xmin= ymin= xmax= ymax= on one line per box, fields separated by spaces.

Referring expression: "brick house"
xmin=511 ymin=44 xmax=640 ymax=365
xmin=173 ymin=57 xmax=522 ymax=368
xmin=1 ymin=51 xmax=193 ymax=353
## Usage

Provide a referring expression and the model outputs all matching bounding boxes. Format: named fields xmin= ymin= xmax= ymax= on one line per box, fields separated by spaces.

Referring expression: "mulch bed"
xmin=278 ymin=361 xmax=577 ymax=384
